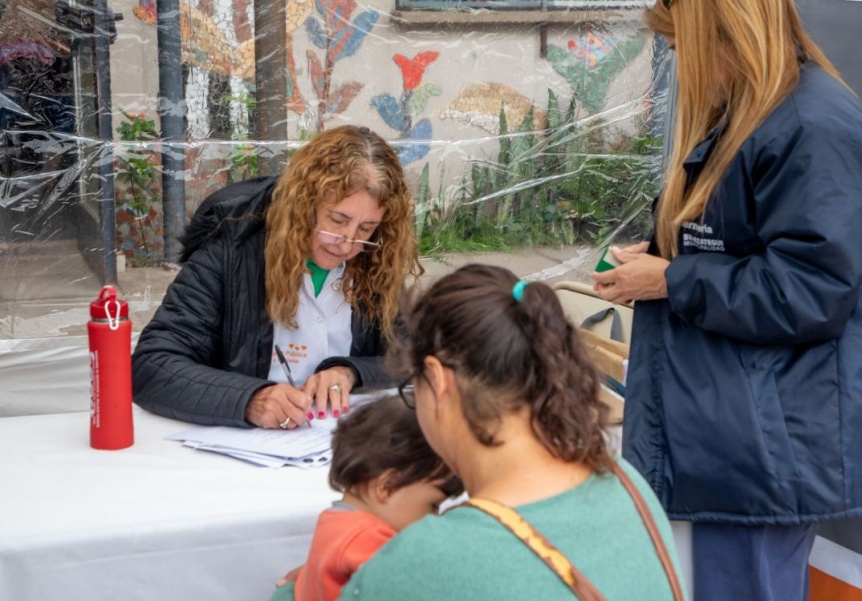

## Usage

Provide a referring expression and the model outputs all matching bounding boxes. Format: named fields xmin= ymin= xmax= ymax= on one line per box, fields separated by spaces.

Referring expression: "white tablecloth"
xmin=0 ymin=407 xmax=339 ymax=601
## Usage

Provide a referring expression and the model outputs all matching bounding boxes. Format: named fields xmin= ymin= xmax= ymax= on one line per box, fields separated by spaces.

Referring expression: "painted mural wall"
xmin=99 ymin=0 xmax=662 ymax=259
xmin=0 ymin=0 xmax=665 ymax=286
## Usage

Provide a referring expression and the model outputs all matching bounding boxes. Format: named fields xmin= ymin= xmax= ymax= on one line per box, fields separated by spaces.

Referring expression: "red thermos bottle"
xmin=88 ymin=285 xmax=134 ymax=450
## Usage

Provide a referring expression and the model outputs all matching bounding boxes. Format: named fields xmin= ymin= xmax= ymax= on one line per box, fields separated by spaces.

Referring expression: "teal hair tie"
xmin=512 ymin=280 xmax=528 ymax=302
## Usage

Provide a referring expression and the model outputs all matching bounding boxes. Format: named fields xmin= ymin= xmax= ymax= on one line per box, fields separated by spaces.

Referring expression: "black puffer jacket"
xmin=132 ymin=177 xmax=390 ymax=427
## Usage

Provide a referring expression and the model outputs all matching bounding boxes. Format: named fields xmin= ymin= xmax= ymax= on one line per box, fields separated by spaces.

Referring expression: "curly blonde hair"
xmin=264 ymin=125 xmax=423 ymax=339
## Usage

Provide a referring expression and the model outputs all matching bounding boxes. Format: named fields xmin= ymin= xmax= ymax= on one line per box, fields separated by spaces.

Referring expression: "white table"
xmin=0 ymin=407 xmax=339 ymax=601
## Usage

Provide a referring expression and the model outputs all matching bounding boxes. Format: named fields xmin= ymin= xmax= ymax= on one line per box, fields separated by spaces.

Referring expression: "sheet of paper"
xmin=184 ymin=441 xmax=332 ymax=468
xmin=184 ymin=441 xmax=291 ymax=468
xmin=166 ymin=390 xmax=394 ymax=467
xmin=282 ymin=451 xmax=332 ymax=469
xmin=168 ymin=418 xmax=337 ymax=458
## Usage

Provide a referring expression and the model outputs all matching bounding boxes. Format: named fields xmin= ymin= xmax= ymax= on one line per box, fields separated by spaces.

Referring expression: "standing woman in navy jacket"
xmin=593 ymin=0 xmax=862 ymax=599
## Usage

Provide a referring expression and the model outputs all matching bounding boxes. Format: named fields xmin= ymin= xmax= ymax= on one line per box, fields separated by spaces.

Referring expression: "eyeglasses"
xmin=398 ymin=375 xmax=416 ymax=410
xmin=316 ymin=229 xmax=381 ymax=252
xmin=397 ymin=360 xmax=459 ymax=410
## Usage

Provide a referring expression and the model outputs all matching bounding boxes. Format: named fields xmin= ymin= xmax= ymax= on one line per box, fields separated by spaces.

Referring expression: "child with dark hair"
xmin=270 ymin=394 xmax=462 ymax=601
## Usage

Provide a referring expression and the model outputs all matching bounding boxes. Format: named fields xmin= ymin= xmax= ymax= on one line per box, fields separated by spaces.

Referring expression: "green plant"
xmin=541 ymin=89 xmax=661 ymax=243
xmin=116 ymin=110 xmax=159 ymax=214
xmin=226 ymin=91 xmax=260 ymax=184
xmin=228 ymin=144 xmax=259 ymax=183
xmin=414 ymin=162 xmax=431 ymax=242
xmin=413 ymin=22 xmax=660 ymax=255
xmin=116 ymin=109 xmax=161 ymax=262
xmin=416 ymin=91 xmax=662 ymax=256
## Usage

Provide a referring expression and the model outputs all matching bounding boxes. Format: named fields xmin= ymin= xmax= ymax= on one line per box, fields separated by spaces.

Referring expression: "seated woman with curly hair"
xmin=132 ymin=126 xmax=422 ymax=429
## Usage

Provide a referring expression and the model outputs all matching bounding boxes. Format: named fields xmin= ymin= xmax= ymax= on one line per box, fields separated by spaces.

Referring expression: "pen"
xmin=274 ymin=344 xmax=297 ymax=387
xmin=274 ymin=345 xmax=312 ymax=428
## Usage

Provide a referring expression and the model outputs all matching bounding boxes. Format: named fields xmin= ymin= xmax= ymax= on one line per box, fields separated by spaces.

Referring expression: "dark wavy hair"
xmin=329 ymin=395 xmax=463 ymax=497
xmin=389 ymin=264 xmax=614 ymax=473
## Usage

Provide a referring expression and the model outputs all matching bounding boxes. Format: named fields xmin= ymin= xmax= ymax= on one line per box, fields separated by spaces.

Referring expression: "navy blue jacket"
xmin=623 ymin=64 xmax=862 ymax=524
xmin=132 ymin=177 xmax=390 ymax=427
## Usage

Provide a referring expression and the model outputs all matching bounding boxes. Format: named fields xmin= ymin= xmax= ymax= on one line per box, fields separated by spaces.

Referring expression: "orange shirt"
xmin=294 ymin=507 xmax=396 ymax=601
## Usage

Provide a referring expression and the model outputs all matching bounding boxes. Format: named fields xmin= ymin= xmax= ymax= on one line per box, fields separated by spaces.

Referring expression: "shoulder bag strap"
xmin=612 ymin=464 xmax=685 ymax=601
xmin=465 ymin=498 xmax=606 ymax=601
xmin=580 ymin=308 xmax=623 ymax=342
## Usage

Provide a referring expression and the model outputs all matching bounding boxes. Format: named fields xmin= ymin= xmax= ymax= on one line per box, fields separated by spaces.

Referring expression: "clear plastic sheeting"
xmin=1 ymin=0 xmax=672 ymax=411
xmin=0 ymin=336 xmax=92 ymax=415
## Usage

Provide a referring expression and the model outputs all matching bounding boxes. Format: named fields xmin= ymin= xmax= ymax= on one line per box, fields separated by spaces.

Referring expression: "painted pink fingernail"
xmin=318 ymin=411 xmax=326 ymax=419
xmin=333 ymin=410 xmax=341 ymax=418
xmin=307 ymin=412 xmax=315 ymax=421
xmin=343 ymin=407 xmax=350 ymax=414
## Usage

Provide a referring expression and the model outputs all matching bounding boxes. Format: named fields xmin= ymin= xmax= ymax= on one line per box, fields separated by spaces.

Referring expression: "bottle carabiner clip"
xmin=105 ymin=300 xmax=122 ymax=331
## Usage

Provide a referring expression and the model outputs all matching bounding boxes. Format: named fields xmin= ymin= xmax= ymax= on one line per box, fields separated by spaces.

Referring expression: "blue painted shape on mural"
xmin=398 ymin=118 xmax=432 ymax=165
xmin=328 ymin=18 xmax=354 ymax=59
xmin=313 ymin=0 xmax=327 ymax=20
xmin=371 ymin=94 xmax=406 ymax=132
xmin=410 ymin=118 xmax=432 ymax=139
xmin=332 ymin=11 xmax=379 ymax=62
xmin=305 ymin=16 xmax=327 ymax=49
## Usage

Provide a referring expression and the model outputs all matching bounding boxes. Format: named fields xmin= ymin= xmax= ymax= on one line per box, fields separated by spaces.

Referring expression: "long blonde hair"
xmin=264 ymin=126 xmax=423 ymax=339
xmin=645 ymin=0 xmax=846 ymax=258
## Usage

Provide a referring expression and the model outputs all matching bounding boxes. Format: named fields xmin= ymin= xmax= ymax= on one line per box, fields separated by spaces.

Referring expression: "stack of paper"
xmin=166 ymin=392 xmax=390 ymax=467
xmin=166 ymin=419 xmax=338 ymax=468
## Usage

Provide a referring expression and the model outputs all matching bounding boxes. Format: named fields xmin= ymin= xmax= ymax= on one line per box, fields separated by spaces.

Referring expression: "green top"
xmin=269 ymin=583 xmax=293 ymax=601
xmin=339 ymin=458 xmax=686 ymax=601
xmin=306 ymin=259 xmax=330 ymax=297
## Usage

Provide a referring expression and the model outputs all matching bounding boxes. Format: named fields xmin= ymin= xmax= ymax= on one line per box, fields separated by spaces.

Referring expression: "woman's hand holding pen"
xmin=304 ymin=366 xmax=355 ymax=420
xmin=592 ymin=243 xmax=670 ymax=305
xmin=245 ymin=384 xmax=314 ymax=429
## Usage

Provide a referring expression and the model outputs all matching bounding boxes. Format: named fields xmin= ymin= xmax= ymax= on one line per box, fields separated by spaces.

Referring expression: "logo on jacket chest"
xmin=681 ymin=221 xmax=726 ymax=252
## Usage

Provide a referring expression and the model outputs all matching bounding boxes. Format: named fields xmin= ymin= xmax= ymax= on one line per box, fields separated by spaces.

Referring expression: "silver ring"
xmin=279 ymin=417 xmax=291 ymax=429
xmin=329 ymin=383 xmax=342 ymax=394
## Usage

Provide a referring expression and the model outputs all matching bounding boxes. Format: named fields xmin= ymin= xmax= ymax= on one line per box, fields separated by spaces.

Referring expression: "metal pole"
xmin=254 ymin=0 xmax=288 ymax=175
xmin=94 ymin=0 xmax=117 ymax=283
xmin=157 ymin=0 xmax=186 ymax=265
